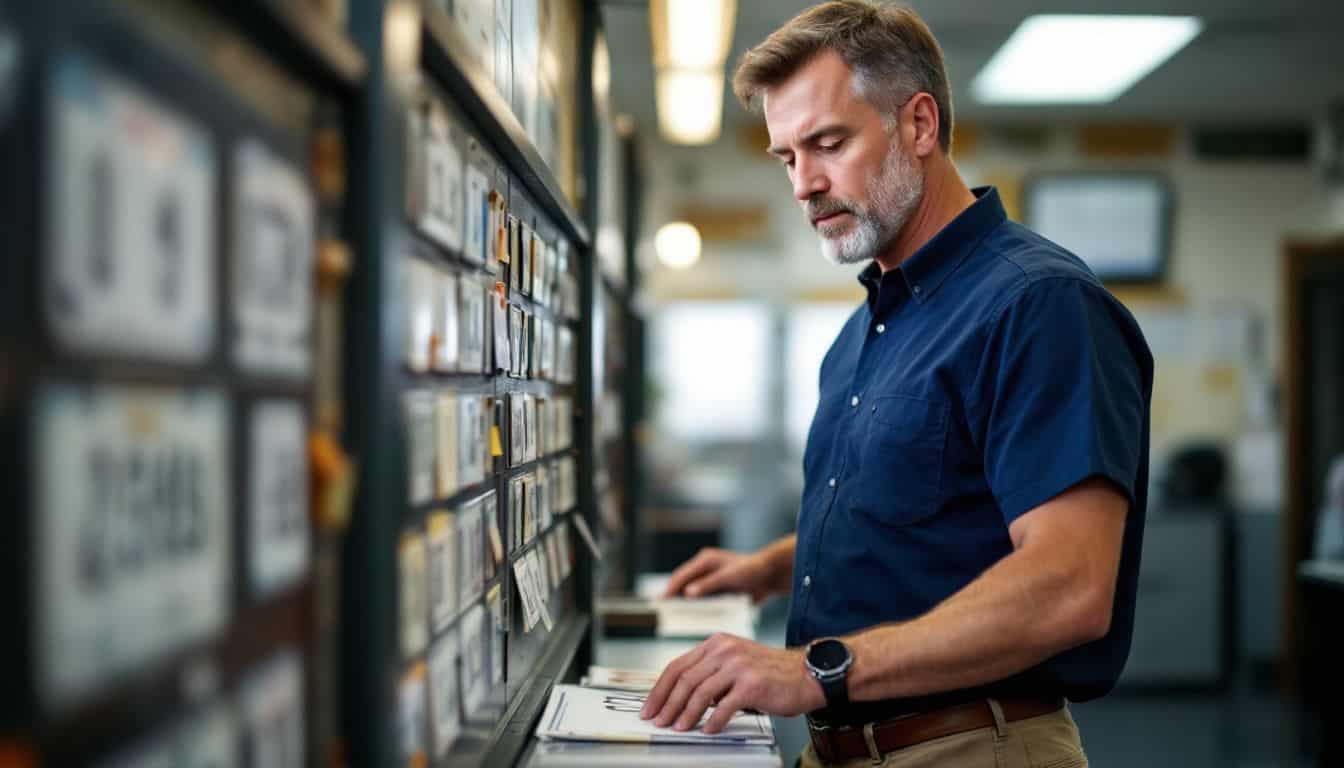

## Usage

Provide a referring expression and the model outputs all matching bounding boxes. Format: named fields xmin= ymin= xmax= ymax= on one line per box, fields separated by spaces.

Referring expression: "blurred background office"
xmin=3 ymin=1 xmax=1344 ymax=766
xmin=608 ymin=1 xmax=1344 ymax=766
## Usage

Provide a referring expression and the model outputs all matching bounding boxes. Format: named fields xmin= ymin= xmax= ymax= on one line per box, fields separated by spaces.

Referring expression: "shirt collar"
xmin=858 ymin=186 xmax=1007 ymax=316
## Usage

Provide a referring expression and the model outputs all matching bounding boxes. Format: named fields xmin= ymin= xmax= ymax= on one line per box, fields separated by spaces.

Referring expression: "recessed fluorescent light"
xmin=650 ymin=0 xmax=736 ymax=146
xmin=971 ymin=15 xmax=1202 ymax=105
xmin=656 ymin=69 xmax=724 ymax=145
xmin=669 ymin=0 xmax=736 ymax=69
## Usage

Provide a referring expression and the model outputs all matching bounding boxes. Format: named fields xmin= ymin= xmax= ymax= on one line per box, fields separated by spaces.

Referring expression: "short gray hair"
xmin=731 ymin=0 xmax=954 ymax=153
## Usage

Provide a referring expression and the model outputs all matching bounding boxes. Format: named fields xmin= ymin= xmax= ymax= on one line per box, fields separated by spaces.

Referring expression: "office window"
xmin=651 ymin=302 xmax=771 ymax=440
xmin=786 ymin=304 xmax=854 ymax=452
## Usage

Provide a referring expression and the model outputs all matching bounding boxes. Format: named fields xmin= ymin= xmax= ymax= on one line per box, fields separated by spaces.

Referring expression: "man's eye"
xmin=820 ymin=141 xmax=842 ymax=153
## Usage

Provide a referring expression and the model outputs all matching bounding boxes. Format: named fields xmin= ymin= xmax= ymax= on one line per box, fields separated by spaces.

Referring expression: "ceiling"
xmin=601 ymin=0 xmax=1344 ymax=146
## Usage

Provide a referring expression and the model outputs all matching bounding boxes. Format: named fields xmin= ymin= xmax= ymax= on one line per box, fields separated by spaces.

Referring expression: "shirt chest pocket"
xmin=852 ymin=394 xmax=949 ymax=526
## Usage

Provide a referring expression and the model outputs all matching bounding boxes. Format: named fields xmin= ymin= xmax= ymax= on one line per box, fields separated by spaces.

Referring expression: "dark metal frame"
xmin=0 ymin=0 xmax=363 ymax=762
xmin=1 ymin=0 xmax=626 ymax=763
xmin=341 ymin=0 xmax=603 ymax=765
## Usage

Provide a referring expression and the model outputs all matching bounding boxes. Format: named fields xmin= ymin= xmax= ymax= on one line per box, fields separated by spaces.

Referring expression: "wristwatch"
xmin=804 ymin=637 xmax=853 ymax=708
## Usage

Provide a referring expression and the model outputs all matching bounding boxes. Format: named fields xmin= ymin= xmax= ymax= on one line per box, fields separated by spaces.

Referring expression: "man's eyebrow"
xmin=766 ymin=124 xmax=851 ymax=157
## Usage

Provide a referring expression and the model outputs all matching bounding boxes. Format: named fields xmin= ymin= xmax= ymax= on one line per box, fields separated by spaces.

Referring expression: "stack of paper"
xmin=525 ymin=740 xmax=783 ymax=767
xmin=535 ymin=685 xmax=774 ymax=746
xmin=596 ymin=594 xmax=757 ymax=639
xmin=579 ymin=666 xmax=660 ymax=691
xmin=657 ymin=594 xmax=756 ymax=638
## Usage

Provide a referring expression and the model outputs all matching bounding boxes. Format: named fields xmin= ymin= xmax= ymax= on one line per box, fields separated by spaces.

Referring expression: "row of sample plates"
xmin=400 ymin=492 xmax=499 ymax=660
xmin=48 ymin=53 xmax=314 ymax=376
xmin=405 ymin=255 xmax=576 ymax=383
xmin=506 ymin=457 xmax=578 ymax=554
xmin=35 ymin=382 xmax=310 ymax=712
xmin=396 ymin=521 xmax=575 ymax=762
xmin=512 ymin=522 xmax=573 ymax=634
xmin=404 ymin=92 xmax=580 ymax=322
xmin=404 ymin=389 xmax=574 ymax=506
xmin=441 ymin=0 xmax=556 ymax=164
xmin=506 ymin=393 xmax=574 ymax=467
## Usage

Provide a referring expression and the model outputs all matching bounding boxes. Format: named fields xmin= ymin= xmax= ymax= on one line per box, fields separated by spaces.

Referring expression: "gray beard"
xmin=817 ymin=145 xmax=924 ymax=266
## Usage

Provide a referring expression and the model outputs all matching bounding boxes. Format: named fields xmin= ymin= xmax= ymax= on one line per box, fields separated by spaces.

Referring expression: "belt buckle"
xmin=862 ymin=722 xmax=882 ymax=765
xmin=806 ymin=717 xmax=834 ymax=763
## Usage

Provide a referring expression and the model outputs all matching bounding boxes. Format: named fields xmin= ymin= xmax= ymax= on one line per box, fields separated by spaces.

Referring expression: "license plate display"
xmin=35 ymin=382 xmax=231 ymax=709
xmin=46 ymin=55 xmax=217 ymax=363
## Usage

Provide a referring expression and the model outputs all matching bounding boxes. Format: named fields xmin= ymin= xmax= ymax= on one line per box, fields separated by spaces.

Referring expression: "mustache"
xmin=805 ymin=197 xmax=856 ymax=221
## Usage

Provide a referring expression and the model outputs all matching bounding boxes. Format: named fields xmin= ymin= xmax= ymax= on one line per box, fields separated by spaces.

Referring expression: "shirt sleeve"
xmin=971 ymin=277 xmax=1153 ymax=525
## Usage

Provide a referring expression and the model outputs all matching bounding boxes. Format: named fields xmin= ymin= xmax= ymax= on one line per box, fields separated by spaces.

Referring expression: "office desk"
xmin=1298 ymin=559 xmax=1344 ymax=767
xmin=518 ymin=614 xmax=785 ymax=767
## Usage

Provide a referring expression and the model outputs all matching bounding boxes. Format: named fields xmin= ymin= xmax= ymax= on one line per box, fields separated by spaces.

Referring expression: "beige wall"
xmin=954 ymin=130 xmax=1341 ymax=373
xmin=639 ymin=125 xmax=1344 ymax=465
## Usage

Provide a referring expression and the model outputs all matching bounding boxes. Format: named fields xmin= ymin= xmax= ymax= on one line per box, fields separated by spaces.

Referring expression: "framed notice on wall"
xmin=1022 ymin=172 xmax=1173 ymax=284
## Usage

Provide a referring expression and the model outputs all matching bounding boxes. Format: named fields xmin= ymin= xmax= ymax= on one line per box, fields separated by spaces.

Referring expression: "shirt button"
xmin=828 ymin=477 xmax=837 ymax=488
xmin=876 ymin=323 xmax=885 ymax=334
xmin=803 ymin=575 xmax=812 ymax=588
xmin=850 ymin=395 xmax=860 ymax=407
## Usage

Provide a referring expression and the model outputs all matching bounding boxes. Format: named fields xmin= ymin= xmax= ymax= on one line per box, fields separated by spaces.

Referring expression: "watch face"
xmin=808 ymin=638 xmax=850 ymax=672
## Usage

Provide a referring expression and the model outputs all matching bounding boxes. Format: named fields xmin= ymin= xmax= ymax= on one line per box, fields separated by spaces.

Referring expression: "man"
xmin=638 ymin=2 xmax=1154 ymax=766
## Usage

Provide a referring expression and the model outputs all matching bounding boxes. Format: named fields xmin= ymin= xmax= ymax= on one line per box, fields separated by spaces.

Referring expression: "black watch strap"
xmin=819 ymin=671 xmax=849 ymax=708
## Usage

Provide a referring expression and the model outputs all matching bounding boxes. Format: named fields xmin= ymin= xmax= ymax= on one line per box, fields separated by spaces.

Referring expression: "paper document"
xmin=525 ymin=740 xmax=783 ymax=767
xmin=579 ymin=666 xmax=660 ymax=692
xmin=598 ymin=594 xmax=757 ymax=639
xmin=657 ymin=594 xmax=755 ymax=638
xmin=535 ymin=685 xmax=774 ymax=746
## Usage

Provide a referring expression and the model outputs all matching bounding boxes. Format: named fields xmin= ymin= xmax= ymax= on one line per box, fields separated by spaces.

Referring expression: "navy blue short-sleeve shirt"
xmin=789 ymin=186 xmax=1154 ymax=720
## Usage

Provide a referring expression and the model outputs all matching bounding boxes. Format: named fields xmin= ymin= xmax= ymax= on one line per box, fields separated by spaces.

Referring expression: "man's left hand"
xmin=638 ymin=633 xmax=826 ymax=733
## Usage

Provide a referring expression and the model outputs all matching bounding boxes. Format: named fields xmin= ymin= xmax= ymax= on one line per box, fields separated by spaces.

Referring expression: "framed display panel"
xmin=338 ymin=2 xmax=598 ymax=766
xmin=389 ymin=116 xmax=587 ymax=766
xmin=1021 ymin=172 xmax=1174 ymax=285
xmin=0 ymin=0 xmax=364 ymax=763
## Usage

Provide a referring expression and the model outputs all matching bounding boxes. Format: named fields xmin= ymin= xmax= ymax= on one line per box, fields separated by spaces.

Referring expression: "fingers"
xmin=663 ymin=549 xmax=721 ymax=597
xmin=684 ymin=566 xmax=732 ymax=598
xmin=672 ymin=670 xmax=735 ymax=731
xmin=653 ymin=658 xmax=722 ymax=728
xmin=639 ymin=643 xmax=707 ymax=719
xmin=701 ymin=688 xmax=747 ymax=734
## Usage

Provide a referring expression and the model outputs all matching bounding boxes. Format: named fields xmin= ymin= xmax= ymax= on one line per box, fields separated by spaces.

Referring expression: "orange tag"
xmin=489 ymin=425 xmax=504 ymax=457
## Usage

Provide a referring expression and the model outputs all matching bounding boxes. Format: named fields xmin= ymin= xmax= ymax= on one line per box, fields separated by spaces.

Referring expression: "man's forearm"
xmin=758 ymin=535 xmax=796 ymax=597
xmin=843 ymin=545 xmax=1109 ymax=702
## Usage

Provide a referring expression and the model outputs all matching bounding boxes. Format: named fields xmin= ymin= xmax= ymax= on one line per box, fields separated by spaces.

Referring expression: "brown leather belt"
xmin=807 ymin=695 xmax=1064 ymax=765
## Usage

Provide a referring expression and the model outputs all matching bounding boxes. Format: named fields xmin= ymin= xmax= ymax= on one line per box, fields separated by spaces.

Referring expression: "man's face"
xmin=764 ymin=51 xmax=924 ymax=265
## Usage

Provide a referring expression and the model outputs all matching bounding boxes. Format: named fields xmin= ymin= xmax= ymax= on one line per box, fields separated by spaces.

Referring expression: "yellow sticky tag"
xmin=490 ymin=425 xmax=505 ymax=457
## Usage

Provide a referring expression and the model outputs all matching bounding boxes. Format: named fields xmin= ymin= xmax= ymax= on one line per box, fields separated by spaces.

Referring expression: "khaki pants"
xmin=798 ymin=700 xmax=1088 ymax=768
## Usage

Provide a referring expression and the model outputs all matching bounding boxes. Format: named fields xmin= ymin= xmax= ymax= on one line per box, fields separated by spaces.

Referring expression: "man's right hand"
xmin=661 ymin=546 xmax=782 ymax=603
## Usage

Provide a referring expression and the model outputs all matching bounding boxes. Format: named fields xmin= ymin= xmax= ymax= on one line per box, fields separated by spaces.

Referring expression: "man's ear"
xmin=905 ymin=92 xmax=941 ymax=158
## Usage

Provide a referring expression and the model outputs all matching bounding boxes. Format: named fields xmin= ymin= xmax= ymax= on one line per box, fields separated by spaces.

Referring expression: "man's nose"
xmin=792 ymin=156 xmax=828 ymax=201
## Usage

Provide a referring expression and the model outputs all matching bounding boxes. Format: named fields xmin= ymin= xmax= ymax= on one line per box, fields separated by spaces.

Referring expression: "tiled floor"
xmin=1070 ymin=687 xmax=1313 ymax=768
